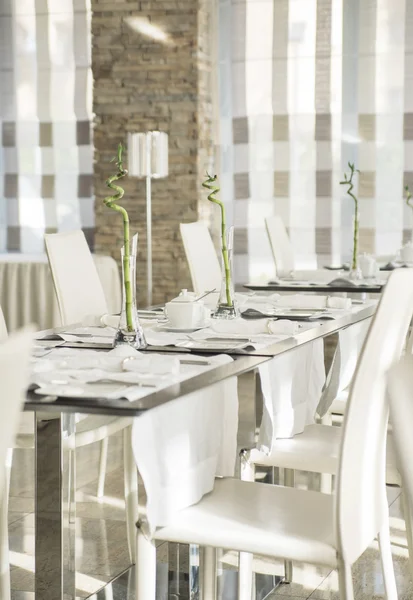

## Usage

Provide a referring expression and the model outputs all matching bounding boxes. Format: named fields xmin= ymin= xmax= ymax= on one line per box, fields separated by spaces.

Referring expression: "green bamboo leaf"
xmin=103 ymin=143 xmax=134 ymax=332
xmin=202 ymin=174 xmax=233 ymax=308
xmin=340 ymin=163 xmax=360 ymax=271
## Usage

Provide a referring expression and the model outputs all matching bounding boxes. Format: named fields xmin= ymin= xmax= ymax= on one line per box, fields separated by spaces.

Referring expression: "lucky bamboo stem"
xmin=340 ymin=162 xmax=360 ymax=271
xmin=202 ymin=174 xmax=233 ymax=307
xmin=104 ymin=143 xmax=134 ymax=332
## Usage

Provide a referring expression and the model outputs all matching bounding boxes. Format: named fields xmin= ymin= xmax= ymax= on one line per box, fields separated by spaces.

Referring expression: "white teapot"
xmin=358 ymin=253 xmax=378 ymax=278
xmin=165 ymin=289 xmax=208 ymax=329
xmin=400 ymin=242 xmax=413 ymax=264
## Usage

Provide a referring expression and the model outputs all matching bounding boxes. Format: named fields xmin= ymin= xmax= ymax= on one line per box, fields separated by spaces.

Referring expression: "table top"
xmin=244 ymin=281 xmax=384 ymax=293
xmin=24 ymin=303 xmax=376 ymax=417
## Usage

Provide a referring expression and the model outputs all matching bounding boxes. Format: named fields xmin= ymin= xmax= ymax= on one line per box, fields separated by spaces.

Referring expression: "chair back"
xmin=387 ymin=355 xmax=413 ymax=506
xmin=0 ymin=305 xmax=7 ymax=341
xmin=0 ymin=327 xmax=34 ymax=495
xmin=265 ymin=215 xmax=295 ymax=277
xmin=180 ymin=222 xmax=221 ymax=294
xmin=335 ymin=269 xmax=413 ymax=564
xmin=45 ymin=230 xmax=108 ymax=326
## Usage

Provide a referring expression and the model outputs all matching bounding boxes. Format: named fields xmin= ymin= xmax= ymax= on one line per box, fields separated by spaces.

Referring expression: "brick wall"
xmin=92 ymin=0 xmax=215 ymax=305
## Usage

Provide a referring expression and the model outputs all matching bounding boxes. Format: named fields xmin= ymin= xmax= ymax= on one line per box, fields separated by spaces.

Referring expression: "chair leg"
xmin=97 ymin=437 xmax=109 ymax=498
xmin=378 ymin=522 xmax=398 ymax=600
xmin=401 ymin=487 xmax=413 ymax=581
xmin=0 ymin=449 xmax=13 ymax=600
xmin=337 ymin=558 xmax=354 ymax=600
xmin=238 ymin=551 xmax=253 ymax=600
xmin=320 ymin=472 xmax=333 ymax=494
xmin=202 ymin=547 xmax=217 ymax=600
xmin=320 ymin=411 xmax=333 ymax=426
xmin=319 ymin=413 xmax=333 ymax=494
xmin=283 ymin=469 xmax=294 ymax=583
xmin=136 ymin=527 xmax=156 ymax=600
xmin=124 ymin=426 xmax=138 ymax=563
xmin=68 ymin=448 xmax=76 ymax=525
xmin=239 ymin=452 xmax=254 ymax=600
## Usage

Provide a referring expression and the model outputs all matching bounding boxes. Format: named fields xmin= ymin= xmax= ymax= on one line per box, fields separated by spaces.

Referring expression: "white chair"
xmin=44 ymin=230 xmax=109 ymax=325
xmin=180 ymin=222 xmax=221 ymax=294
xmin=1 ymin=232 xmax=137 ymax=561
xmin=265 ymin=215 xmax=295 ymax=277
xmin=239 ymin=269 xmax=413 ymax=593
xmin=387 ymin=355 xmax=413 ymax=508
xmin=44 ymin=231 xmax=137 ymax=559
xmin=0 ymin=327 xmax=35 ymax=600
xmin=132 ymin=270 xmax=407 ymax=599
xmin=265 ymin=215 xmax=333 ymax=281
xmin=44 ymin=230 xmax=132 ymax=492
xmin=0 ymin=308 xmax=137 ymax=600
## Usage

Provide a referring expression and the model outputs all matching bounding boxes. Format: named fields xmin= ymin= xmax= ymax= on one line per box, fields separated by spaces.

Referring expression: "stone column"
xmin=92 ymin=0 xmax=215 ymax=305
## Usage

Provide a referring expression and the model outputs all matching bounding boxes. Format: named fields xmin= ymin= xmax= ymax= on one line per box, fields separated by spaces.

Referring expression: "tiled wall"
xmin=0 ymin=0 xmax=94 ymax=253
xmin=219 ymin=0 xmax=413 ymax=282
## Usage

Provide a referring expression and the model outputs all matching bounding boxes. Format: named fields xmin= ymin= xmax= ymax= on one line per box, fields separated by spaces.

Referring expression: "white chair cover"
xmin=0 ymin=309 xmax=6 ymax=342
xmin=45 ymin=231 xmax=109 ymax=326
xmin=131 ymin=355 xmax=238 ymax=535
xmin=180 ymin=222 xmax=221 ymax=294
xmin=387 ymin=355 xmax=413 ymax=506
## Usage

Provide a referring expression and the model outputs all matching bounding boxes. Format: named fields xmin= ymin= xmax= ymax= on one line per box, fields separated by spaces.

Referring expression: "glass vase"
xmin=114 ymin=234 xmax=147 ymax=349
xmin=212 ymin=226 xmax=239 ymax=320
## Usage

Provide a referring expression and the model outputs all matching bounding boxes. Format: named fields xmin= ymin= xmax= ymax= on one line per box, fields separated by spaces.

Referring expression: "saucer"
xmin=159 ymin=320 xmax=209 ymax=333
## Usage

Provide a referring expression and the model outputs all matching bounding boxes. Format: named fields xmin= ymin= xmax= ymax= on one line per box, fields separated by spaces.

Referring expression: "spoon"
xmin=195 ymin=288 xmax=216 ymax=302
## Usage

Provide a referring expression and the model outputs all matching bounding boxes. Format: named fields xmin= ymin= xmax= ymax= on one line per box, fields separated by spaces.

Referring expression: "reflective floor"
xmin=8 ymin=373 xmax=413 ymax=599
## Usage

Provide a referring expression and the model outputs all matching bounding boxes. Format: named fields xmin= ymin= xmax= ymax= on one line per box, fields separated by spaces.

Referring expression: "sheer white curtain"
xmin=218 ymin=0 xmax=411 ymax=283
xmin=0 ymin=0 xmax=94 ymax=254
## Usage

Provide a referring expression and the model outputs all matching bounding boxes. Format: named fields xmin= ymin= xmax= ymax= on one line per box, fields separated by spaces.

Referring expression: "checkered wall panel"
xmin=218 ymin=0 xmax=413 ymax=282
xmin=0 ymin=0 xmax=94 ymax=253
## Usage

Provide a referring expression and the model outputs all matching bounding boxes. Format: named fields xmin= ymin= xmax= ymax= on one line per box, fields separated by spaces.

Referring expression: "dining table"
xmin=24 ymin=301 xmax=376 ymax=600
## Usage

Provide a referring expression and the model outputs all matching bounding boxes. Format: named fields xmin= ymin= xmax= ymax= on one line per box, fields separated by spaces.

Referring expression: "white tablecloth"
xmin=256 ymin=339 xmax=326 ymax=452
xmin=0 ymin=254 xmax=121 ymax=332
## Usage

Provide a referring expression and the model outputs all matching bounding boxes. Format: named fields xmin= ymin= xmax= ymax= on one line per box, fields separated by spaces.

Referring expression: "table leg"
xmin=35 ymin=412 xmax=76 ymax=600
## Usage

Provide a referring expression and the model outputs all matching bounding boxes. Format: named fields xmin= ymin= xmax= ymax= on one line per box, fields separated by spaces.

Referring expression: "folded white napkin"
xmin=123 ymin=354 xmax=180 ymax=375
xmin=210 ymin=318 xmax=299 ymax=336
xmin=80 ymin=314 xmax=120 ymax=328
xmin=274 ymin=295 xmax=351 ymax=310
xmin=144 ymin=331 xmax=186 ymax=347
xmin=58 ymin=326 xmax=116 ymax=344
xmin=246 ymin=294 xmax=281 ymax=305
xmin=289 ymin=269 xmax=337 ymax=283
xmin=31 ymin=346 xmax=180 ymax=387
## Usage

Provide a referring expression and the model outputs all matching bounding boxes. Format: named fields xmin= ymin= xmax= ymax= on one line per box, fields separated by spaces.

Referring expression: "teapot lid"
xmin=169 ymin=289 xmax=197 ymax=303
